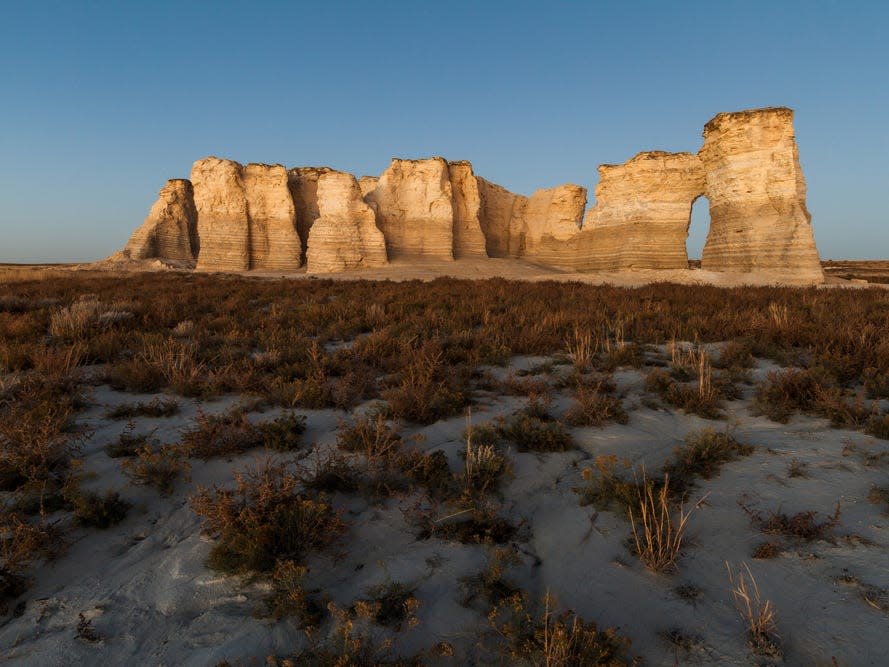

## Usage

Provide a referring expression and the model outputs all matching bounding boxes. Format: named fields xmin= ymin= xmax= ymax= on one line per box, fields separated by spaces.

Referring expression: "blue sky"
xmin=1 ymin=0 xmax=886 ymax=262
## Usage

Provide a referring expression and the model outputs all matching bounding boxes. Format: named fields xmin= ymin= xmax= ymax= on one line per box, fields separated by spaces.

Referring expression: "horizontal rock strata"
xmin=193 ymin=158 xmax=301 ymax=272
xmin=364 ymin=157 xmax=455 ymax=260
xmin=699 ymin=107 xmax=823 ymax=282
xmin=448 ymin=161 xmax=488 ymax=259
xmin=119 ymin=107 xmax=824 ymax=284
xmin=555 ymin=152 xmax=705 ymax=271
xmin=306 ymin=173 xmax=387 ymax=273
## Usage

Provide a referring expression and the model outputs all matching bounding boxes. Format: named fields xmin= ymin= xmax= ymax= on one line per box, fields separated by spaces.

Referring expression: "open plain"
xmin=1 ymin=270 xmax=888 ymax=665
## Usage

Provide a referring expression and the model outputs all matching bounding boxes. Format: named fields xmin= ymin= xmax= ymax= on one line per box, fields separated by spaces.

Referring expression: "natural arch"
xmin=686 ymin=195 xmax=710 ymax=267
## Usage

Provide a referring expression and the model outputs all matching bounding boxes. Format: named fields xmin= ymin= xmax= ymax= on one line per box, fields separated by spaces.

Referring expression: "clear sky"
xmin=1 ymin=0 xmax=887 ymax=263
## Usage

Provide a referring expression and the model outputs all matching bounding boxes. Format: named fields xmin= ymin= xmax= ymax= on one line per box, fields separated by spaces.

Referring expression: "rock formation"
xmin=364 ymin=158 xmax=455 ymax=260
xmin=306 ymin=173 xmax=387 ymax=273
xmin=547 ymin=152 xmax=705 ymax=271
xmin=123 ymin=179 xmax=197 ymax=261
xmin=119 ymin=107 xmax=825 ymax=285
xmin=192 ymin=158 xmax=301 ymax=272
xmin=476 ymin=178 xmax=527 ymax=258
xmin=516 ymin=185 xmax=587 ymax=261
xmin=447 ymin=161 xmax=488 ymax=259
xmin=699 ymin=107 xmax=823 ymax=281
xmin=288 ymin=167 xmax=336 ymax=261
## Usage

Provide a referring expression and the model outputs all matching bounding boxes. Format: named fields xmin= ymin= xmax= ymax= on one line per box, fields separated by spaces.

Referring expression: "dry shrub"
xmin=726 ymin=562 xmax=781 ymax=658
xmin=576 ymin=455 xmax=642 ymax=512
xmin=70 ymin=489 xmax=130 ymax=529
xmin=752 ymin=367 xmax=830 ymax=423
xmin=866 ymin=412 xmax=889 ymax=440
xmin=336 ymin=414 xmax=402 ymax=458
xmin=121 ymin=443 xmax=191 ymax=496
xmin=495 ymin=402 xmax=573 ymax=453
xmin=744 ymin=501 xmax=841 ymax=542
xmin=191 ymin=458 xmax=345 ymax=574
xmin=662 ymin=428 xmax=753 ymax=496
xmin=565 ymin=381 xmax=628 ymax=427
xmin=106 ymin=419 xmax=155 ymax=458
xmin=487 ymin=591 xmax=632 ymax=666
xmin=105 ymin=397 xmax=180 ymax=420
xmin=181 ymin=409 xmax=263 ymax=459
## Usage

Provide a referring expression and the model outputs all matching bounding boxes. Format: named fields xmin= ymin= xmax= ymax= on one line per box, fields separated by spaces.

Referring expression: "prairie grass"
xmin=629 ymin=475 xmax=697 ymax=572
xmin=726 ymin=562 xmax=781 ymax=657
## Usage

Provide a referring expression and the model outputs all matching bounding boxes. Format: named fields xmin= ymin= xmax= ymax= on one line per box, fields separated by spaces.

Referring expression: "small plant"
xmin=726 ymin=562 xmax=781 ymax=658
xmin=265 ymin=560 xmax=325 ymax=629
xmin=336 ymin=414 xmax=403 ymax=459
xmin=105 ymin=397 xmax=180 ymax=420
xmin=629 ymin=474 xmax=697 ymax=572
xmin=744 ymin=501 xmax=841 ymax=542
xmin=180 ymin=409 xmax=264 ymax=459
xmin=566 ymin=327 xmax=595 ymax=372
xmin=71 ymin=489 xmax=130 ymax=529
xmin=462 ymin=418 xmax=511 ymax=497
xmin=496 ymin=403 xmax=573 ymax=453
xmin=105 ymin=419 xmax=155 ymax=458
xmin=564 ymin=381 xmax=628 ymax=427
xmin=786 ymin=458 xmax=809 ymax=478
xmin=76 ymin=612 xmax=103 ymax=643
xmin=751 ymin=542 xmax=781 ymax=559
xmin=257 ymin=411 xmax=307 ymax=452
xmin=867 ymin=485 xmax=889 ymax=513
xmin=487 ymin=591 xmax=632 ymax=666
xmin=301 ymin=451 xmax=361 ymax=494
xmin=662 ymin=428 xmax=753 ymax=496
xmin=866 ymin=412 xmax=889 ymax=440
xmin=460 ymin=546 xmax=522 ymax=609
xmin=575 ymin=455 xmax=643 ymax=513
xmin=752 ymin=367 xmax=828 ymax=423
xmin=121 ymin=443 xmax=191 ymax=496
xmin=713 ymin=340 xmax=756 ymax=370
xmin=191 ymin=458 xmax=345 ymax=574
xmin=358 ymin=581 xmax=420 ymax=630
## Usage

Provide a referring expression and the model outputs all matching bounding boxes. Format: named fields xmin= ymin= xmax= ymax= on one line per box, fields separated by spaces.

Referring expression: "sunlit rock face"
xmin=306 ymin=172 xmax=387 ymax=273
xmin=123 ymin=179 xmax=197 ymax=262
xmin=288 ymin=166 xmax=336 ymax=263
xmin=547 ymin=151 xmax=706 ymax=271
xmin=476 ymin=177 xmax=527 ymax=258
xmin=447 ymin=161 xmax=488 ymax=259
xmin=121 ymin=107 xmax=824 ymax=284
xmin=192 ymin=157 xmax=301 ymax=272
xmin=699 ymin=107 xmax=823 ymax=282
xmin=516 ymin=184 xmax=587 ymax=262
xmin=364 ymin=157 xmax=455 ymax=260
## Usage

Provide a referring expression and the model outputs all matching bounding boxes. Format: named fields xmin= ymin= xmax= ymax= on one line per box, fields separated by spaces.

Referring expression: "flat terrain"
xmin=1 ymin=273 xmax=888 ymax=665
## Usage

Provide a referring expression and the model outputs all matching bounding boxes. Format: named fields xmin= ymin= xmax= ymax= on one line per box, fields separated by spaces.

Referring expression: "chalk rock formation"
xmin=476 ymin=178 xmax=528 ymax=258
xmin=306 ymin=173 xmax=387 ymax=273
xmin=123 ymin=179 xmax=197 ymax=261
xmin=699 ymin=107 xmax=823 ymax=281
xmin=358 ymin=176 xmax=378 ymax=199
xmin=288 ymin=167 xmax=336 ymax=260
xmin=516 ymin=185 xmax=587 ymax=260
xmin=192 ymin=158 xmax=301 ymax=272
xmin=447 ymin=161 xmax=488 ymax=259
xmin=559 ymin=152 xmax=706 ymax=271
xmin=364 ymin=158 xmax=454 ymax=260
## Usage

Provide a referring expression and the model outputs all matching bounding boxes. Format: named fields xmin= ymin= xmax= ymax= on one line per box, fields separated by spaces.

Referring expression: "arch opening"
xmin=686 ymin=195 xmax=710 ymax=268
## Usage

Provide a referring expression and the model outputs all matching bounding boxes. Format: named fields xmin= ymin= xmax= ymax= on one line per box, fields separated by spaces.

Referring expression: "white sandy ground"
xmin=2 ymin=349 xmax=889 ymax=665
xmin=85 ymin=256 xmax=884 ymax=289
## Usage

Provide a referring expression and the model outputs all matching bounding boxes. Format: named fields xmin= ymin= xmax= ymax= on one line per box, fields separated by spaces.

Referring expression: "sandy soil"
xmin=2 ymin=349 xmax=888 ymax=665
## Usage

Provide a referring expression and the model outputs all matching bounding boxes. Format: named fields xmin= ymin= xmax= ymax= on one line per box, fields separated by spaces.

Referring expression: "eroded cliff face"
xmin=306 ymin=173 xmax=387 ymax=273
xmin=123 ymin=179 xmax=197 ymax=262
xmin=288 ymin=167 xmax=336 ymax=262
xmin=192 ymin=158 xmax=251 ymax=271
xmin=476 ymin=177 xmax=527 ymax=258
xmin=447 ymin=161 xmax=488 ymax=259
xmin=365 ymin=158 xmax=455 ymax=260
xmin=560 ymin=152 xmax=706 ymax=271
xmin=699 ymin=107 xmax=823 ymax=281
xmin=122 ymin=107 xmax=824 ymax=283
xmin=517 ymin=185 xmax=587 ymax=261
xmin=242 ymin=163 xmax=302 ymax=271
